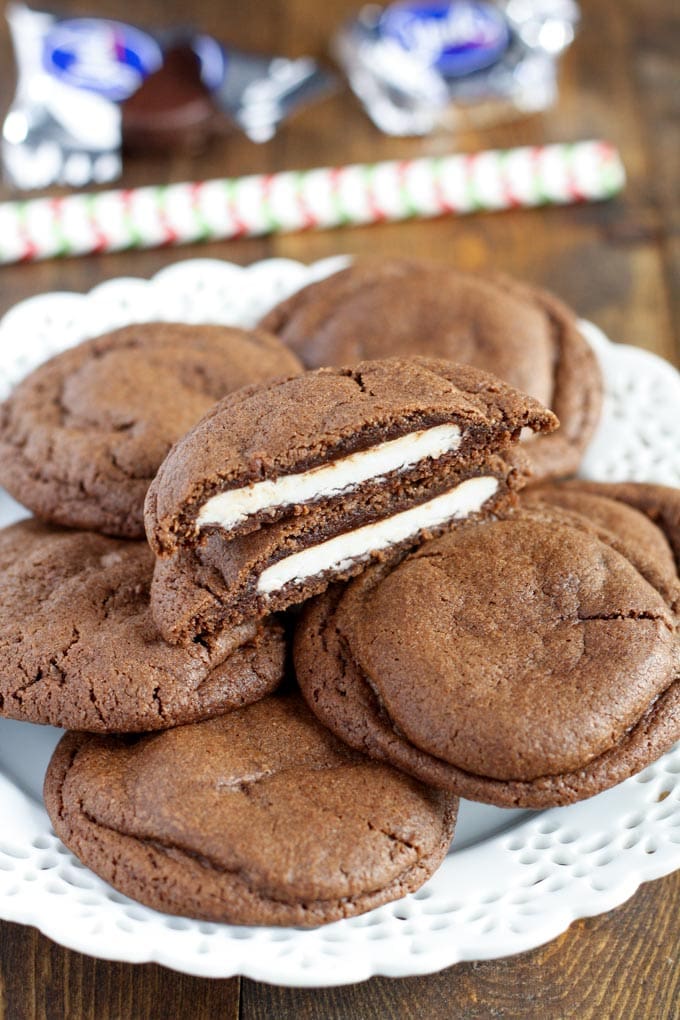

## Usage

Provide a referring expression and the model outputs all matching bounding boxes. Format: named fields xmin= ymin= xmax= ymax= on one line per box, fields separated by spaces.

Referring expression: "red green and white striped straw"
xmin=0 ymin=140 xmax=624 ymax=265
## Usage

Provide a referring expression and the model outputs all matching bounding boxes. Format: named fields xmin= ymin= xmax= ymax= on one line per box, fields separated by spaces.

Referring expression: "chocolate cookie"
xmin=259 ymin=260 xmax=602 ymax=479
xmin=295 ymin=496 xmax=680 ymax=809
xmin=44 ymin=695 xmax=458 ymax=926
xmin=146 ymin=357 xmax=556 ymax=642
xmin=0 ymin=520 xmax=284 ymax=731
xmin=0 ymin=322 xmax=302 ymax=538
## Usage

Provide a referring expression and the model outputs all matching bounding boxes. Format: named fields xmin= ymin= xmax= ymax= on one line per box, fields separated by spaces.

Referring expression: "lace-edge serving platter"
xmin=0 ymin=256 xmax=678 ymax=987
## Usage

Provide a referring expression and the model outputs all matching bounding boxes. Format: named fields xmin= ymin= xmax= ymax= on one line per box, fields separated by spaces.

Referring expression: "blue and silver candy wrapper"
xmin=334 ymin=0 xmax=579 ymax=136
xmin=2 ymin=3 xmax=335 ymax=190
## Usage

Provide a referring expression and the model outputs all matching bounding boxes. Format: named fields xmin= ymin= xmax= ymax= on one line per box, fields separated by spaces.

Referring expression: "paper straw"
xmin=0 ymin=140 xmax=624 ymax=265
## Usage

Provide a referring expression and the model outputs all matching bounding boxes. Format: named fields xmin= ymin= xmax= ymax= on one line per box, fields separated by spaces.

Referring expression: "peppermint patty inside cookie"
xmin=0 ymin=322 xmax=302 ymax=538
xmin=260 ymin=260 xmax=602 ymax=479
xmin=44 ymin=695 xmax=458 ymax=926
xmin=145 ymin=356 xmax=556 ymax=642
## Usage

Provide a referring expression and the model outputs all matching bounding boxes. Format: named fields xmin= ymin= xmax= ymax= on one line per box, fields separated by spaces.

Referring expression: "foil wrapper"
xmin=2 ymin=3 xmax=335 ymax=190
xmin=334 ymin=0 xmax=579 ymax=135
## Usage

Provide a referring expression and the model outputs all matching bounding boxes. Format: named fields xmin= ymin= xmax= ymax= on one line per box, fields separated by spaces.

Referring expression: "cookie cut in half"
xmin=0 ymin=322 xmax=302 ymax=538
xmin=44 ymin=696 xmax=458 ymax=926
xmin=145 ymin=357 xmax=556 ymax=642
xmin=0 ymin=521 xmax=284 ymax=732
xmin=295 ymin=484 xmax=680 ymax=808
xmin=260 ymin=259 xmax=602 ymax=479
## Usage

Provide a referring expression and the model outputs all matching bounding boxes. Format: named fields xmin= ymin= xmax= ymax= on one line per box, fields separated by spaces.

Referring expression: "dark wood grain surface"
xmin=0 ymin=0 xmax=678 ymax=1016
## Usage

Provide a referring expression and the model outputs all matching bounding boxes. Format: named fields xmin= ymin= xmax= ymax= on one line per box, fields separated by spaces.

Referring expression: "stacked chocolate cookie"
xmin=1 ymin=262 xmax=678 ymax=928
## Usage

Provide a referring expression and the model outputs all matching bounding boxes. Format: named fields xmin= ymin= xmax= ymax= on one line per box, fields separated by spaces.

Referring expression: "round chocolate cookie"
xmin=0 ymin=322 xmax=302 ymax=538
xmin=260 ymin=260 xmax=602 ymax=479
xmin=295 ymin=496 xmax=680 ymax=808
xmin=0 ymin=520 xmax=284 ymax=731
xmin=44 ymin=695 xmax=458 ymax=926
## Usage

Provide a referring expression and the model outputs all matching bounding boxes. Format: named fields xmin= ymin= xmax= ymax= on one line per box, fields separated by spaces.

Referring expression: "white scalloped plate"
xmin=0 ymin=257 xmax=678 ymax=987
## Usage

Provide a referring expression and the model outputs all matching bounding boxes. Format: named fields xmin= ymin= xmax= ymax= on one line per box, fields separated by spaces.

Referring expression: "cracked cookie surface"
xmin=294 ymin=496 xmax=680 ymax=808
xmin=44 ymin=695 xmax=458 ymax=926
xmin=259 ymin=259 xmax=602 ymax=480
xmin=0 ymin=520 xmax=284 ymax=731
xmin=0 ymin=322 xmax=302 ymax=538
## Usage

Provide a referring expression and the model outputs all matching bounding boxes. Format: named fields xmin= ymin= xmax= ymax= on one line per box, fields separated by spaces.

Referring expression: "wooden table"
xmin=0 ymin=0 xmax=678 ymax=1015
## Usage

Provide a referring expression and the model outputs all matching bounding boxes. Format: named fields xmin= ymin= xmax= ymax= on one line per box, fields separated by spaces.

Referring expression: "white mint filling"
xmin=257 ymin=475 xmax=499 ymax=595
xmin=197 ymin=424 xmax=463 ymax=533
